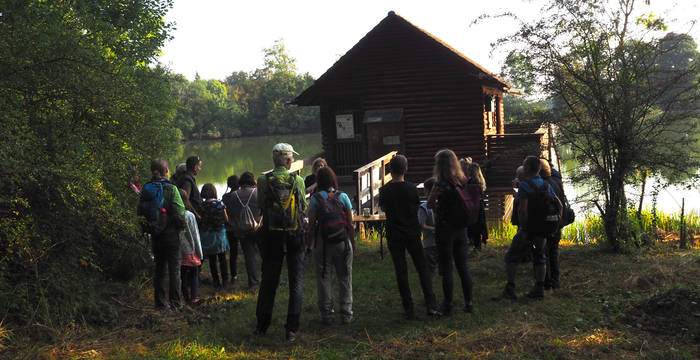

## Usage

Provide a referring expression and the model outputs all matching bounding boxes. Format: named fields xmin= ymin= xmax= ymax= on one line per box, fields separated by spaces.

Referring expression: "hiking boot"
xmin=491 ymin=284 xmax=517 ymax=301
xmin=526 ymin=285 xmax=545 ymax=299
xmin=286 ymin=330 xmax=297 ymax=343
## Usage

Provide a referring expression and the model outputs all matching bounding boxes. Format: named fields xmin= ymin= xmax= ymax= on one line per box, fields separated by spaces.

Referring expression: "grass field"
xmin=3 ymin=232 xmax=699 ymax=359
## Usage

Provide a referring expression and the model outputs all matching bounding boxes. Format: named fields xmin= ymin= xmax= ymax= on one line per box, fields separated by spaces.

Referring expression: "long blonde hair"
xmin=433 ymin=149 xmax=465 ymax=186
xmin=466 ymin=162 xmax=487 ymax=192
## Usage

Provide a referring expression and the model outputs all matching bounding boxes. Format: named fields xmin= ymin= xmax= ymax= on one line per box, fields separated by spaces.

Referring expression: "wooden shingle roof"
xmin=293 ymin=11 xmax=515 ymax=106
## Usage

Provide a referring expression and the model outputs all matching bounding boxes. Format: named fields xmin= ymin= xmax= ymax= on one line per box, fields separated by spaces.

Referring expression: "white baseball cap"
xmin=272 ymin=143 xmax=299 ymax=156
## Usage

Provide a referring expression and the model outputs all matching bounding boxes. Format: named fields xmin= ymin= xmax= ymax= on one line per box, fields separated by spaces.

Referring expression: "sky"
xmin=158 ymin=0 xmax=700 ymax=81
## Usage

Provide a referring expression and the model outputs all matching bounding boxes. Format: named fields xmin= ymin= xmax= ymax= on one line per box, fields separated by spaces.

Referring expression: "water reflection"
xmin=169 ymin=133 xmax=322 ymax=196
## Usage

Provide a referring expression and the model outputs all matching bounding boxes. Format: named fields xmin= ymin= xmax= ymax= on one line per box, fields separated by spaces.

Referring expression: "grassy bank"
xmin=2 ymin=226 xmax=698 ymax=359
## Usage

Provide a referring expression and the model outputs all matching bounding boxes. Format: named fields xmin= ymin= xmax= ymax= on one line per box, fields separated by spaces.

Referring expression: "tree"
xmin=481 ymin=0 xmax=700 ymax=250
xmin=0 ymin=0 xmax=175 ymax=326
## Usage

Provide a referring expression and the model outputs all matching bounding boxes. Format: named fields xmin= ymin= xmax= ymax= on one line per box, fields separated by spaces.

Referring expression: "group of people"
xmin=135 ymin=142 xmax=571 ymax=343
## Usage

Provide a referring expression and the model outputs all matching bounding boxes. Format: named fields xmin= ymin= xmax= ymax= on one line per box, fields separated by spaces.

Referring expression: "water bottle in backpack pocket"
xmin=137 ymin=181 xmax=169 ymax=235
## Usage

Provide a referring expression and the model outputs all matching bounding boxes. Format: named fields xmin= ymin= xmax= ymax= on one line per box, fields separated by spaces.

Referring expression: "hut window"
xmin=335 ymin=114 xmax=355 ymax=139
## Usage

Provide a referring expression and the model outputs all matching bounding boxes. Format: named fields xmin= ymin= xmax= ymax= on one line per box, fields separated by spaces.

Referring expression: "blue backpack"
xmin=137 ymin=181 xmax=171 ymax=235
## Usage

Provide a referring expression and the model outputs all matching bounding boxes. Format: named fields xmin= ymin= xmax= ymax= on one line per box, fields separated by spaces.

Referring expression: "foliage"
xmin=171 ymin=39 xmax=320 ymax=140
xmin=0 ymin=0 xmax=176 ymax=328
xmin=479 ymin=0 xmax=700 ymax=250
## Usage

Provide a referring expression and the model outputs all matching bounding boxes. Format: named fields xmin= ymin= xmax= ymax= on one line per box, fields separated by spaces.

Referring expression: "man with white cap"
xmin=254 ymin=143 xmax=308 ymax=342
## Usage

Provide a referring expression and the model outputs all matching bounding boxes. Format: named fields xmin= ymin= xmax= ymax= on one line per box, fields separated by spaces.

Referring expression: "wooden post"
xmin=680 ymin=198 xmax=686 ymax=249
xmin=369 ymin=166 xmax=375 ymax=215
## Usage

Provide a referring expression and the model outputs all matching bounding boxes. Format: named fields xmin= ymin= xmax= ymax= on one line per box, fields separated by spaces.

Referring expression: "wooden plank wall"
xmin=312 ymin=16 xmax=507 ymax=183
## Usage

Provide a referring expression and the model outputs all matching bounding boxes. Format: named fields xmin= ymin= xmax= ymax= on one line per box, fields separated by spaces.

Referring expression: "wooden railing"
xmin=352 ymin=151 xmax=397 ymax=216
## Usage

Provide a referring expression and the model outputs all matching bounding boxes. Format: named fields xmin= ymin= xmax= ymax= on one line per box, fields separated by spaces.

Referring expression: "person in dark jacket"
xmin=540 ymin=158 xmax=567 ymax=290
xmin=176 ymin=156 xmax=203 ymax=220
xmin=466 ymin=162 xmax=488 ymax=250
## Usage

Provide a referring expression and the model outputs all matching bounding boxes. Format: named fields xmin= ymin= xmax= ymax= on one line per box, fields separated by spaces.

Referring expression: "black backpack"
xmin=523 ymin=178 xmax=561 ymax=236
xmin=313 ymin=190 xmax=348 ymax=243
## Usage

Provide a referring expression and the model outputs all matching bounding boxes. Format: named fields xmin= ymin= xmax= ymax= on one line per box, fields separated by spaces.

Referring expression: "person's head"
xmin=539 ymin=158 xmax=551 ymax=178
xmin=423 ymin=177 xmax=436 ymax=196
xmin=227 ymin=174 xmax=239 ymax=191
xmin=523 ymin=155 xmax=541 ymax=176
xmin=316 ymin=167 xmax=339 ymax=190
xmin=201 ymin=183 xmax=217 ymax=200
xmin=239 ymin=171 xmax=256 ymax=187
xmin=459 ymin=157 xmax=472 ymax=174
xmin=311 ymin=158 xmax=327 ymax=175
xmin=513 ymin=165 xmax=525 ymax=188
xmin=389 ymin=154 xmax=408 ymax=177
xmin=466 ymin=162 xmax=487 ymax=192
xmin=186 ymin=156 xmax=202 ymax=175
xmin=272 ymin=143 xmax=298 ymax=169
xmin=179 ymin=188 xmax=194 ymax=212
xmin=433 ymin=149 xmax=464 ymax=185
xmin=150 ymin=159 xmax=169 ymax=179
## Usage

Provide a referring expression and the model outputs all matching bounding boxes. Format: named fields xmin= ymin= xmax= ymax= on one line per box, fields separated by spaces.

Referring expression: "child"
xmin=200 ymin=183 xmax=230 ymax=288
xmin=378 ymin=154 xmax=441 ymax=320
xmin=179 ymin=189 xmax=203 ymax=304
xmin=418 ymin=178 xmax=439 ymax=282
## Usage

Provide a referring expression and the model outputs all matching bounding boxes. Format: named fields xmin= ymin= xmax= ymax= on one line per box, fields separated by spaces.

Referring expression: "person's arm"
xmin=426 ymin=185 xmax=439 ymax=209
xmin=257 ymin=175 xmax=266 ymax=215
xmin=341 ymin=193 xmax=355 ymax=249
xmin=296 ymin=175 xmax=307 ymax=212
xmin=170 ymin=186 xmax=186 ymax=224
xmin=222 ymin=207 xmax=229 ymax=224
xmin=189 ymin=213 xmax=203 ymax=260
xmin=418 ymin=206 xmax=435 ymax=232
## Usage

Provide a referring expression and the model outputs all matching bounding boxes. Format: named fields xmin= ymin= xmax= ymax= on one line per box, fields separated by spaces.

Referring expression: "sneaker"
xmin=526 ymin=286 xmax=544 ymax=299
xmin=286 ymin=330 xmax=297 ymax=342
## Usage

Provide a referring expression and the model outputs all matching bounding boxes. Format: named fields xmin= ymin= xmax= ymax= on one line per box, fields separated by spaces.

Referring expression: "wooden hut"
xmin=292 ymin=11 xmax=552 ymax=220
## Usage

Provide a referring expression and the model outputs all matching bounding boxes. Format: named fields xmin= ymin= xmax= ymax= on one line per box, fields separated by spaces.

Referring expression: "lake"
xmin=171 ymin=133 xmax=697 ymax=215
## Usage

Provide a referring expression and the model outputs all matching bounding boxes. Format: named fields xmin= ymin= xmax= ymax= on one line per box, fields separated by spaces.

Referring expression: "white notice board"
xmin=335 ymin=114 xmax=354 ymax=139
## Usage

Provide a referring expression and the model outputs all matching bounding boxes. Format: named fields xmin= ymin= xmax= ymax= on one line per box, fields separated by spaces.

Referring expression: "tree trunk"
xmin=637 ymin=170 xmax=648 ymax=225
xmin=605 ymin=175 xmax=626 ymax=251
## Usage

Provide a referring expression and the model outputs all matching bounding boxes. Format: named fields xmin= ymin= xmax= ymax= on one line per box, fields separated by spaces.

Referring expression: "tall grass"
xmin=486 ymin=209 xmax=699 ymax=246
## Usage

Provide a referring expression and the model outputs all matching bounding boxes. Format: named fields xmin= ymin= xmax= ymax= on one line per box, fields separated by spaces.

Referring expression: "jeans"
xmin=152 ymin=233 xmax=182 ymax=309
xmin=181 ymin=265 xmax=199 ymax=303
xmin=423 ymin=246 xmax=439 ymax=284
xmin=314 ymin=238 xmax=353 ymax=322
xmin=228 ymin=228 xmax=239 ymax=279
xmin=504 ymin=230 xmax=547 ymax=265
xmin=436 ymin=223 xmax=473 ymax=310
xmin=387 ymin=234 xmax=438 ymax=315
xmin=255 ymin=231 xmax=305 ymax=333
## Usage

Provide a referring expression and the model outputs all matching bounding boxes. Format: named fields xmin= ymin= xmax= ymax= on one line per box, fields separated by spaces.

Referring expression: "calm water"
xmin=169 ymin=133 xmax=322 ymax=197
xmin=170 ymin=133 xmax=697 ymax=215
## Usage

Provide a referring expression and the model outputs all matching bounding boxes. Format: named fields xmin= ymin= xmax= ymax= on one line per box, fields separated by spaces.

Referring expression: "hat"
xmin=272 ymin=143 xmax=299 ymax=156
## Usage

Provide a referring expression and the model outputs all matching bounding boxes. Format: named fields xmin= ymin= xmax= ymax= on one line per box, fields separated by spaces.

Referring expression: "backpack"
xmin=235 ymin=189 xmax=260 ymax=234
xmin=264 ymin=172 xmax=302 ymax=231
xmin=523 ymin=178 xmax=561 ymax=236
xmin=443 ymin=178 xmax=481 ymax=228
xmin=313 ymin=190 xmax=348 ymax=243
xmin=544 ymin=177 xmax=575 ymax=228
xmin=137 ymin=181 xmax=171 ymax=235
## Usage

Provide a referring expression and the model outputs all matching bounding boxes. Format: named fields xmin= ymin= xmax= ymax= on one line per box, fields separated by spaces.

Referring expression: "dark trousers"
xmin=255 ymin=231 xmax=305 ymax=333
xmin=181 ymin=265 xmax=199 ymax=303
xmin=545 ymin=229 xmax=562 ymax=287
xmin=208 ymin=252 xmax=229 ymax=286
xmin=228 ymin=229 xmax=239 ymax=279
xmin=387 ymin=234 xmax=438 ymax=314
xmin=436 ymin=223 xmax=473 ymax=310
xmin=240 ymin=233 xmax=261 ymax=287
xmin=152 ymin=235 xmax=182 ymax=309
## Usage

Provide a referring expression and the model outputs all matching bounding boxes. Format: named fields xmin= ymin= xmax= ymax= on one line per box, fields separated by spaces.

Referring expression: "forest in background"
xmin=168 ymin=40 xmax=320 ymax=140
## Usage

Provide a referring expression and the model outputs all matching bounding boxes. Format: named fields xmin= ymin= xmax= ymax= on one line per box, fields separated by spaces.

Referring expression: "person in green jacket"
xmin=147 ymin=159 xmax=186 ymax=311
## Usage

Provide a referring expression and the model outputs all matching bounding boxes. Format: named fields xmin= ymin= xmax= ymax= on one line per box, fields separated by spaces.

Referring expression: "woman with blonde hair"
xmin=427 ymin=149 xmax=474 ymax=315
xmin=466 ymin=162 xmax=488 ymax=250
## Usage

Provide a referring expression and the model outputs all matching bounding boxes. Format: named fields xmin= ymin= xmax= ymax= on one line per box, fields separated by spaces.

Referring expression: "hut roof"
xmin=292 ymin=11 xmax=515 ymax=106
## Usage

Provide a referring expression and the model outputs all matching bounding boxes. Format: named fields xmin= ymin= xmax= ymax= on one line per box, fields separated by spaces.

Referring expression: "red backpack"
xmin=313 ymin=190 xmax=348 ymax=243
